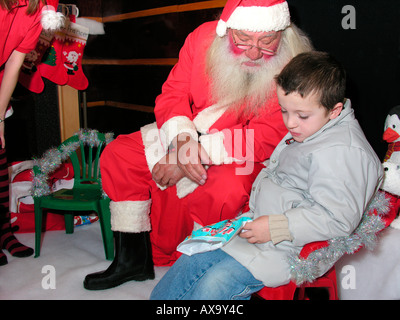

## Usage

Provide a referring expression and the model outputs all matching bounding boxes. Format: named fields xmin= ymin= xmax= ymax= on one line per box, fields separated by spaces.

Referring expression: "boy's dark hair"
xmin=275 ymin=51 xmax=346 ymax=110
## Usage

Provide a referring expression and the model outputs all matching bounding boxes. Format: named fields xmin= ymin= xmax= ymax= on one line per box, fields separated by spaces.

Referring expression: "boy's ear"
xmin=329 ymin=102 xmax=343 ymax=120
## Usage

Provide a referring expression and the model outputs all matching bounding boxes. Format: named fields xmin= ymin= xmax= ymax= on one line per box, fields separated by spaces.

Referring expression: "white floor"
xmin=1 ymin=222 xmax=169 ymax=300
xmin=2 ymin=220 xmax=400 ymax=300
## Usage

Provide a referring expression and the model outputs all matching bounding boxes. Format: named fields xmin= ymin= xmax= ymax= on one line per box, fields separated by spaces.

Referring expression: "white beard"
xmin=206 ymin=34 xmax=293 ymax=117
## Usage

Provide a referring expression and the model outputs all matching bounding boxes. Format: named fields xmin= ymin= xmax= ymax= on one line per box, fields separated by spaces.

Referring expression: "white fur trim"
xmin=140 ymin=122 xmax=167 ymax=191
xmin=140 ymin=122 xmax=167 ymax=173
xmin=41 ymin=6 xmax=65 ymax=31
xmin=199 ymin=131 xmax=231 ymax=165
xmin=193 ymin=104 xmax=227 ymax=134
xmin=76 ymin=17 xmax=105 ymax=35
xmin=110 ymin=200 xmax=152 ymax=232
xmin=216 ymin=20 xmax=228 ymax=37
xmin=160 ymin=116 xmax=198 ymax=147
xmin=175 ymin=164 xmax=211 ymax=198
xmin=176 ymin=177 xmax=200 ymax=199
xmin=226 ymin=2 xmax=290 ymax=34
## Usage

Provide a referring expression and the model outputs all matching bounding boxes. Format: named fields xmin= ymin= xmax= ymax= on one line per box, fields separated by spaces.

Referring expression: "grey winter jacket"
xmin=222 ymin=99 xmax=383 ymax=287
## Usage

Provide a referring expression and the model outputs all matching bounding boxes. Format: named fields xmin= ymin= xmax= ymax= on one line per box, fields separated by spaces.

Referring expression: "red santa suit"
xmin=100 ymin=21 xmax=288 ymax=266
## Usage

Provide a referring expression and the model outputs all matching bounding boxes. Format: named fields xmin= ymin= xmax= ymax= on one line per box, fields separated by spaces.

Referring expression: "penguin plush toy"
xmin=383 ymin=105 xmax=400 ymax=163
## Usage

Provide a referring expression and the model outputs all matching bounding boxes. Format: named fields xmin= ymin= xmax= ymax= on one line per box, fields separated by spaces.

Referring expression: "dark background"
xmin=8 ymin=0 xmax=400 ymax=163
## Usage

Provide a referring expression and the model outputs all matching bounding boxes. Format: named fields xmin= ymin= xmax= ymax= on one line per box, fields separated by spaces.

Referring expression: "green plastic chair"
xmin=32 ymin=130 xmax=114 ymax=260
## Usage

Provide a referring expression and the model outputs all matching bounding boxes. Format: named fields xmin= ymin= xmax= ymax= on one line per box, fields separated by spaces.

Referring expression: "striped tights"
xmin=0 ymin=148 xmax=33 ymax=265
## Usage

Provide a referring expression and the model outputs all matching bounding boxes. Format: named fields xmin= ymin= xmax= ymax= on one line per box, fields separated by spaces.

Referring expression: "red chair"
xmin=254 ymin=241 xmax=338 ymax=300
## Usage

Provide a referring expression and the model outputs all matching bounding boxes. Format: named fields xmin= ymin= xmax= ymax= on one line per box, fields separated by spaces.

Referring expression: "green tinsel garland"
xmin=31 ymin=129 xmax=114 ymax=198
xmin=287 ymin=190 xmax=390 ymax=285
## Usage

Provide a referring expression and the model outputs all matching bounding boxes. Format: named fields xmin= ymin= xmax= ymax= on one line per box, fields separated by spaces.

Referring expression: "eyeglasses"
xmin=231 ymin=31 xmax=278 ymax=56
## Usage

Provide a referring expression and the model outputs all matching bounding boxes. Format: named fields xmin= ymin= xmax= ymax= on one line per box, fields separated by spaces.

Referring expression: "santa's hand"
xmin=152 ymin=152 xmax=185 ymax=187
xmin=175 ymin=133 xmax=211 ymax=185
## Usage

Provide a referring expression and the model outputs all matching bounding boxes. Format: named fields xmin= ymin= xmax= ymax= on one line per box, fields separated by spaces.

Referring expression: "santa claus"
xmin=84 ymin=0 xmax=313 ymax=290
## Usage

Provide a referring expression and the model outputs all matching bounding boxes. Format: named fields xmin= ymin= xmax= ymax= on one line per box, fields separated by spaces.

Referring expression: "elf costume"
xmin=0 ymin=0 xmax=64 ymax=265
xmin=84 ymin=0 xmax=305 ymax=290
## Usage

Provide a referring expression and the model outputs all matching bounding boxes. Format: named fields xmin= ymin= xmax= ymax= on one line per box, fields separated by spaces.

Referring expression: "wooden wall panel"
xmin=78 ymin=1 xmax=225 ymax=136
xmin=57 ymin=85 xmax=80 ymax=141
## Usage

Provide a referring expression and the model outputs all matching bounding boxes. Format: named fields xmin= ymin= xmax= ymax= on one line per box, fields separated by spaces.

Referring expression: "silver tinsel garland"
xmin=31 ymin=129 xmax=114 ymax=198
xmin=31 ymin=128 xmax=390 ymax=286
xmin=287 ymin=190 xmax=390 ymax=285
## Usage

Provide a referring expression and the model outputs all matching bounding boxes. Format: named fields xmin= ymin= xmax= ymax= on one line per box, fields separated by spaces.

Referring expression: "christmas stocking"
xmin=62 ymin=21 xmax=89 ymax=90
xmin=18 ymin=29 xmax=56 ymax=93
xmin=39 ymin=21 xmax=69 ymax=86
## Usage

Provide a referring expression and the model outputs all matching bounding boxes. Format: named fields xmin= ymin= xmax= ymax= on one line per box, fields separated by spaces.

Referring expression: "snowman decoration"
xmin=381 ymin=105 xmax=400 ymax=229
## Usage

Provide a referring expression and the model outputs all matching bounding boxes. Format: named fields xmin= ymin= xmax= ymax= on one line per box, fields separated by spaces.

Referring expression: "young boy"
xmin=150 ymin=51 xmax=383 ymax=300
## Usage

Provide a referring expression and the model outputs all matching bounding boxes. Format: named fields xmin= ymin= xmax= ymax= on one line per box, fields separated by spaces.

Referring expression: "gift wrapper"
xmin=177 ymin=216 xmax=252 ymax=256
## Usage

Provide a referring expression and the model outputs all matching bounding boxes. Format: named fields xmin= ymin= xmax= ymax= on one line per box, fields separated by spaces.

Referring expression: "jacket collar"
xmin=301 ymin=98 xmax=354 ymax=143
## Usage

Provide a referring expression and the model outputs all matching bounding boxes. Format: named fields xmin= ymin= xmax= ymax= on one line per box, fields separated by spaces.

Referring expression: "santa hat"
xmin=216 ymin=0 xmax=291 ymax=37
xmin=41 ymin=0 xmax=65 ymax=31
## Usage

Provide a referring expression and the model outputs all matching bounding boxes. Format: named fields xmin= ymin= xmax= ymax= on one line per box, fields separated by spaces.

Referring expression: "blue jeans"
xmin=150 ymin=249 xmax=264 ymax=300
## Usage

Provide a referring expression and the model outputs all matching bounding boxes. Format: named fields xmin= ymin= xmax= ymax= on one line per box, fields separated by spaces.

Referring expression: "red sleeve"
xmin=154 ymin=28 xmax=196 ymax=128
xmin=153 ymin=23 xmax=216 ymax=146
xmin=16 ymin=8 xmax=44 ymax=54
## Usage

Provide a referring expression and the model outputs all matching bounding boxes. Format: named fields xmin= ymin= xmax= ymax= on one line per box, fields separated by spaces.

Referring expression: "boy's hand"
xmin=239 ymin=216 xmax=271 ymax=244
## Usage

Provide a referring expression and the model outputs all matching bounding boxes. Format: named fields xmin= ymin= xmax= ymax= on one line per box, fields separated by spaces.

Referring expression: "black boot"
xmin=83 ymin=231 xmax=155 ymax=290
